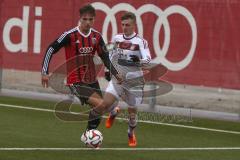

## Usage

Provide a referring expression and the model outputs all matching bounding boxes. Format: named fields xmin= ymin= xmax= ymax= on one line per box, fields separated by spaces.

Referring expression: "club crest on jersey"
xmin=92 ymin=38 xmax=97 ymax=45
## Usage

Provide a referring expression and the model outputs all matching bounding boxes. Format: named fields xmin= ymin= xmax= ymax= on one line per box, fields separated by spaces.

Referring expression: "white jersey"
xmin=106 ymin=32 xmax=151 ymax=106
xmin=110 ymin=32 xmax=151 ymax=81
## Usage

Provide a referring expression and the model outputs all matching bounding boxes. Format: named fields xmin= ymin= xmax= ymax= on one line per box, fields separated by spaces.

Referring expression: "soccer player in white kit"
xmin=104 ymin=12 xmax=151 ymax=147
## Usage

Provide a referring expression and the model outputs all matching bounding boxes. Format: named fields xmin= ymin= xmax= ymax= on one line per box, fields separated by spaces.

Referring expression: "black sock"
xmin=87 ymin=109 xmax=102 ymax=130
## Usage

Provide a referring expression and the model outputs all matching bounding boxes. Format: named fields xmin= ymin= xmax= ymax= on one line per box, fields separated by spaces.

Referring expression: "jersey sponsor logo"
xmin=91 ymin=3 xmax=197 ymax=71
xmin=78 ymin=47 xmax=93 ymax=54
xmin=118 ymin=41 xmax=139 ymax=51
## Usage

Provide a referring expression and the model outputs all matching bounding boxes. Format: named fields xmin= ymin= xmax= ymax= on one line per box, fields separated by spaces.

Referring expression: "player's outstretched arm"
xmin=97 ymin=37 xmax=122 ymax=82
xmin=41 ymin=32 xmax=70 ymax=88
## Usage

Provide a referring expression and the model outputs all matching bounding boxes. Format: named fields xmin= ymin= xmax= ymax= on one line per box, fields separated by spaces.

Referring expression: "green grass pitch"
xmin=0 ymin=96 xmax=240 ymax=160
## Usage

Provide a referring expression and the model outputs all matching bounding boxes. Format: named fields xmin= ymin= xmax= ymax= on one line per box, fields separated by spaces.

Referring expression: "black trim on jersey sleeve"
xmin=41 ymin=33 xmax=70 ymax=75
xmin=97 ymin=36 xmax=118 ymax=76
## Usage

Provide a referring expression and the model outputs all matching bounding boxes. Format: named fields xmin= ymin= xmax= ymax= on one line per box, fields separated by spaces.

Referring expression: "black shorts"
xmin=69 ymin=81 xmax=102 ymax=105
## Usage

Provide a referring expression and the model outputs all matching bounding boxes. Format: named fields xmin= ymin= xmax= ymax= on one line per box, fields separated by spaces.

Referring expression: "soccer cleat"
xmin=128 ymin=132 xmax=137 ymax=147
xmin=105 ymin=107 xmax=120 ymax=128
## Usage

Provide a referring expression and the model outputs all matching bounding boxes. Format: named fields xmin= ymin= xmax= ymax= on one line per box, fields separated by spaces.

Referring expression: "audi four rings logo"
xmin=79 ymin=47 xmax=93 ymax=54
xmin=91 ymin=2 xmax=197 ymax=71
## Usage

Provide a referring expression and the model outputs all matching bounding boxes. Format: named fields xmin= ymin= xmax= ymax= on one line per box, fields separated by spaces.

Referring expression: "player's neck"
xmin=79 ymin=26 xmax=91 ymax=35
xmin=81 ymin=29 xmax=90 ymax=35
xmin=124 ymin=32 xmax=136 ymax=39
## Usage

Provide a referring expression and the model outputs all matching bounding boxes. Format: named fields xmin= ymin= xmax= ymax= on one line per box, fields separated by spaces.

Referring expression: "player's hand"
xmin=115 ymin=74 xmax=123 ymax=84
xmin=41 ymin=74 xmax=49 ymax=88
xmin=104 ymin=71 xmax=111 ymax=81
xmin=130 ymin=55 xmax=140 ymax=62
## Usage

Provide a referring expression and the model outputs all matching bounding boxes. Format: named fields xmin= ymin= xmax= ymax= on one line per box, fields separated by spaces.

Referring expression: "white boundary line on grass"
xmin=0 ymin=147 xmax=240 ymax=151
xmin=1 ymin=103 xmax=240 ymax=135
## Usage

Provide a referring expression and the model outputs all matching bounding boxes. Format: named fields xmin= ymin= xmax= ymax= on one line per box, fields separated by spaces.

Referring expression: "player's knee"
xmin=98 ymin=101 xmax=112 ymax=113
xmin=94 ymin=103 xmax=108 ymax=114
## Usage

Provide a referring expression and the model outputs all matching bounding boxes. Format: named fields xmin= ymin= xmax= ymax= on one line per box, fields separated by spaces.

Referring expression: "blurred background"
xmin=1 ymin=0 xmax=240 ymax=121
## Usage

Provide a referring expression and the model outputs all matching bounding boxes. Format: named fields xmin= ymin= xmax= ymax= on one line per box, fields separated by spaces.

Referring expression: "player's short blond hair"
xmin=121 ymin=12 xmax=136 ymax=23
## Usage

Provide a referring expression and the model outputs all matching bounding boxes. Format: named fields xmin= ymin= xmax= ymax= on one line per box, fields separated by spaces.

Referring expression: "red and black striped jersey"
xmin=42 ymin=26 xmax=117 ymax=85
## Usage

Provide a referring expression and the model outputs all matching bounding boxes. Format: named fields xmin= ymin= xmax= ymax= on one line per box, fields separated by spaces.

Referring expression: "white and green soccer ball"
xmin=81 ymin=129 xmax=103 ymax=148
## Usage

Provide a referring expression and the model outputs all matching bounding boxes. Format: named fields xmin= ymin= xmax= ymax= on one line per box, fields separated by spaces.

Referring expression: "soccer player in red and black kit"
xmin=41 ymin=4 xmax=121 ymax=131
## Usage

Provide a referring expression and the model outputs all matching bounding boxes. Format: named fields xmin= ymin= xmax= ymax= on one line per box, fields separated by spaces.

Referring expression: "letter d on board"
xmin=3 ymin=6 xmax=29 ymax=53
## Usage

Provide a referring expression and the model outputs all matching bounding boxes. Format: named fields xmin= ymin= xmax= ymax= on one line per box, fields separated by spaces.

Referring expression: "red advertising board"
xmin=1 ymin=0 xmax=240 ymax=89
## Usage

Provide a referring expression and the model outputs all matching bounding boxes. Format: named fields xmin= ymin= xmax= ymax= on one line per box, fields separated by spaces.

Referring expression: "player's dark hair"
xmin=79 ymin=4 xmax=96 ymax=17
xmin=121 ymin=12 xmax=136 ymax=22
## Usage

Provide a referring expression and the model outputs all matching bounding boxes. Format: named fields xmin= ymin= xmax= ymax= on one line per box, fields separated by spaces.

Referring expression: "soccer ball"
xmin=81 ymin=129 xmax=103 ymax=148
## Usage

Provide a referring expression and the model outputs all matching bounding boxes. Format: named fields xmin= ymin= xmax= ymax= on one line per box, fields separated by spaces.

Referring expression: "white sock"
xmin=128 ymin=113 xmax=137 ymax=136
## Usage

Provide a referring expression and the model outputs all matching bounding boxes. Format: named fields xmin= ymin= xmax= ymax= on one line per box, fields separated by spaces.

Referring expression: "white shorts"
xmin=105 ymin=79 xmax=144 ymax=107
